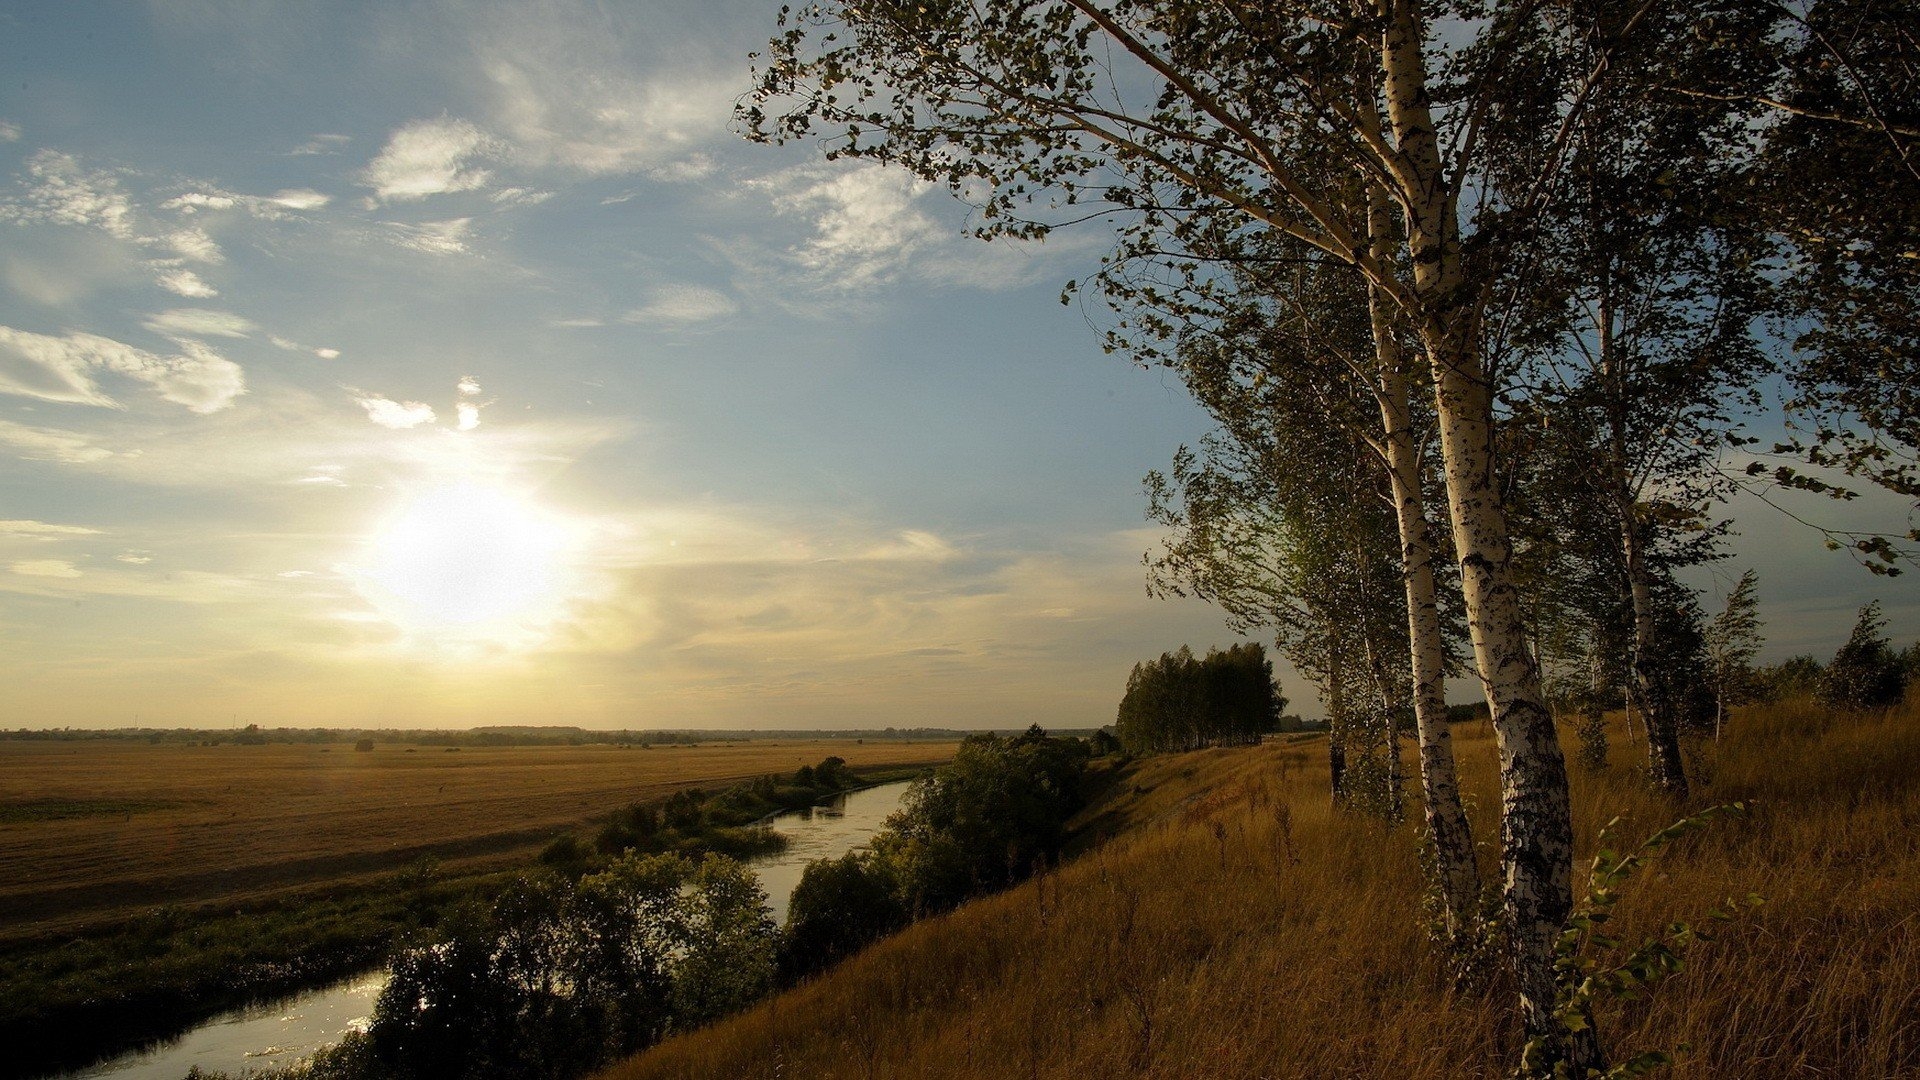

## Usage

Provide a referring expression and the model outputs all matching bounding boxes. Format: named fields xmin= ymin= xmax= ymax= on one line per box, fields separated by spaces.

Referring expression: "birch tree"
xmin=739 ymin=3 xmax=1676 ymax=1066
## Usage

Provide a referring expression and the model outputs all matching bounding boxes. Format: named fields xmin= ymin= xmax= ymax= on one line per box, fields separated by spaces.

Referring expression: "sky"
xmin=0 ymin=1 xmax=1911 ymax=731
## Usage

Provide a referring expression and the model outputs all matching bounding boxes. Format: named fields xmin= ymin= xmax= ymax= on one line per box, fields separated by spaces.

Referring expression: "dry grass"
xmin=0 ymin=739 xmax=954 ymax=940
xmin=599 ymin=701 xmax=1920 ymax=1080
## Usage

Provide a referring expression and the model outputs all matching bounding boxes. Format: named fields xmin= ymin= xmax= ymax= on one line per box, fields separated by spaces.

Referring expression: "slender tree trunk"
xmin=1365 ymin=183 xmax=1481 ymax=939
xmin=1379 ymin=3 xmax=1595 ymax=1070
xmin=1361 ymin=626 xmax=1406 ymax=822
xmin=1620 ymin=516 xmax=1689 ymax=796
xmin=1328 ymin=619 xmax=1349 ymax=801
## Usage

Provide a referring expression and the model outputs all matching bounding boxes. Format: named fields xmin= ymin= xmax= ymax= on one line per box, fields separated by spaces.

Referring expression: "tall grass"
xmin=598 ymin=698 xmax=1920 ymax=1079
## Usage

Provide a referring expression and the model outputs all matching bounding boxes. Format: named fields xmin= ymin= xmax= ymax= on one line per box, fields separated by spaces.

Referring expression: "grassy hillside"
xmin=597 ymin=700 xmax=1919 ymax=1079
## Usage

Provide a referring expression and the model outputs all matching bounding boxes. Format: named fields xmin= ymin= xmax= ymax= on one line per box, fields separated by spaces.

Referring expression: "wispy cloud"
xmin=384 ymin=217 xmax=474 ymax=256
xmin=11 ymin=559 xmax=82 ymax=579
xmin=622 ymin=283 xmax=737 ymax=325
xmin=0 ymin=120 xmax=21 ymax=143
xmin=156 ymin=268 xmax=219 ymax=298
xmin=144 ymin=307 xmax=257 ymax=339
xmin=0 ymin=520 xmax=102 ymax=538
xmin=0 ymin=420 xmax=118 ymax=464
xmin=361 ymin=118 xmax=495 ymax=201
xmin=270 ymin=188 xmax=331 ymax=210
xmin=291 ymin=133 xmax=351 ymax=156
xmin=0 ymin=325 xmax=245 ymax=412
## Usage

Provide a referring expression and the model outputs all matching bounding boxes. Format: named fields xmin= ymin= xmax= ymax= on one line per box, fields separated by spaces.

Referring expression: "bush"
xmin=781 ymin=852 xmax=908 ymax=980
xmin=353 ymin=738 xmax=375 ymax=752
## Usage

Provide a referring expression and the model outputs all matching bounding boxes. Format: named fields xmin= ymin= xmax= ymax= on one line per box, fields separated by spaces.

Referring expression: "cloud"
xmin=160 ymin=226 xmax=223 ymax=264
xmin=291 ymin=134 xmax=351 ymax=156
xmin=144 ymin=307 xmax=256 ymax=339
xmin=115 ymin=552 xmax=153 ymax=564
xmin=769 ymin=165 xmax=945 ymax=291
xmin=269 ymin=188 xmax=331 ymax=210
xmin=384 ymin=218 xmax=473 ymax=255
xmin=156 ymin=268 xmax=218 ymax=298
xmin=622 ymin=284 xmax=737 ymax=325
xmin=0 ymin=120 xmax=20 ymax=142
xmin=490 ymin=187 xmax=553 ymax=207
xmin=361 ymin=118 xmax=495 ymax=201
xmin=0 ymin=150 xmax=137 ymax=239
xmin=161 ymin=192 xmax=238 ymax=213
xmin=315 ymin=347 xmax=341 ymax=360
xmin=0 ymin=520 xmax=101 ymax=538
xmin=0 ymin=325 xmax=245 ymax=412
xmin=456 ymin=402 xmax=482 ymax=431
xmin=457 ymin=375 xmax=482 ymax=396
xmin=355 ymin=395 xmax=437 ymax=429
xmin=11 ymin=559 xmax=82 ymax=578
xmin=0 ymin=420 xmax=117 ymax=464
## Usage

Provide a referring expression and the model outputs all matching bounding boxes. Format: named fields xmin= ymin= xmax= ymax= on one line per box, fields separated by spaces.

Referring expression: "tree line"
xmin=1114 ymin=643 xmax=1284 ymax=753
xmin=741 ymin=1 xmax=1918 ymax=1072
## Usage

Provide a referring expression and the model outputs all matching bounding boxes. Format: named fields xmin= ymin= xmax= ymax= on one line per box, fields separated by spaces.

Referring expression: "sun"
xmin=355 ymin=482 xmax=580 ymax=644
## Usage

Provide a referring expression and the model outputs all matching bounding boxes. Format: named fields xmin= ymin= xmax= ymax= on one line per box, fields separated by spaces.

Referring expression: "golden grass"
xmin=598 ymin=703 xmax=1920 ymax=1080
xmin=0 ymin=739 xmax=954 ymax=940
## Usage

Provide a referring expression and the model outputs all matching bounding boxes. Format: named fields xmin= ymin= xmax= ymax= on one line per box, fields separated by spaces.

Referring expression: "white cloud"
xmin=143 ymin=308 xmax=257 ymax=339
xmin=0 ymin=420 xmax=116 ymax=464
xmin=550 ymin=317 xmax=605 ymax=329
xmin=291 ymin=134 xmax=351 ymax=156
xmin=644 ymin=153 xmax=718 ymax=183
xmin=0 ymin=326 xmax=245 ymax=412
xmin=269 ymin=188 xmax=331 ymax=210
xmin=0 ymin=520 xmax=101 ymax=538
xmin=362 ymin=118 xmax=495 ymax=201
xmin=11 ymin=559 xmax=82 ymax=578
xmin=156 ymin=268 xmax=218 ymax=298
xmin=160 ymin=226 xmax=223 ymax=264
xmin=384 ymin=218 xmax=474 ymax=256
xmin=355 ymin=395 xmax=437 ymax=429
xmin=0 ymin=150 xmax=137 ymax=239
xmin=315 ymin=347 xmax=341 ymax=360
xmin=457 ymin=375 xmax=482 ymax=396
xmin=456 ymin=402 xmax=482 ymax=431
xmin=161 ymin=192 xmax=238 ymax=213
xmin=622 ymin=283 xmax=737 ymax=325
xmin=770 ymin=165 xmax=945 ymax=291
xmin=0 ymin=120 xmax=20 ymax=143
xmin=490 ymin=187 xmax=554 ymax=207
xmin=115 ymin=552 xmax=153 ymax=564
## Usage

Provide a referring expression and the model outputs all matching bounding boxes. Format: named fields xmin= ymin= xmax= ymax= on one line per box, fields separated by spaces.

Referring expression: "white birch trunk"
xmin=1365 ymin=182 xmax=1482 ymax=942
xmin=1379 ymin=2 xmax=1594 ymax=1068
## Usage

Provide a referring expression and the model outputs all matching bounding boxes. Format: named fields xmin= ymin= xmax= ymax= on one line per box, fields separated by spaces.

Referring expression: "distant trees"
xmin=1114 ymin=644 xmax=1281 ymax=754
xmin=1821 ymin=602 xmax=1908 ymax=710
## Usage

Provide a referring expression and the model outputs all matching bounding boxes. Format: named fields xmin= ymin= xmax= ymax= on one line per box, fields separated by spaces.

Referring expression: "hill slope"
xmin=597 ymin=701 xmax=1920 ymax=1079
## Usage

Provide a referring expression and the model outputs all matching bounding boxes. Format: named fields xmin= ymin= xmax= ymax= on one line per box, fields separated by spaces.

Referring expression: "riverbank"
xmin=3 ymin=749 xmax=947 ymax=1080
xmin=598 ymin=698 xmax=1920 ymax=1079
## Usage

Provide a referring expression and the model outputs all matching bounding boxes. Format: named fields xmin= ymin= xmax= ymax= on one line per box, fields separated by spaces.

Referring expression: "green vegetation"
xmin=782 ymin=728 xmax=1095 ymax=978
xmin=5 ymin=757 xmax=918 ymax=1077
xmin=1114 ymin=643 xmax=1282 ymax=754
xmin=251 ymin=854 xmax=778 ymax=1080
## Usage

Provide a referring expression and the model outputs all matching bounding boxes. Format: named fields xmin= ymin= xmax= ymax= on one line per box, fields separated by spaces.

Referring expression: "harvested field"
xmin=0 ymin=738 xmax=953 ymax=939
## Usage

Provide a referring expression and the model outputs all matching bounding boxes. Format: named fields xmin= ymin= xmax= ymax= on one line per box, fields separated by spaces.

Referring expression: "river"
xmin=49 ymin=780 xmax=912 ymax=1080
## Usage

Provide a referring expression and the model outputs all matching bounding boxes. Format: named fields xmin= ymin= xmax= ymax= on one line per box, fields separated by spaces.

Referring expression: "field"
xmin=600 ymin=699 xmax=1920 ymax=1080
xmin=0 ymin=738 xmax=954 ymax=941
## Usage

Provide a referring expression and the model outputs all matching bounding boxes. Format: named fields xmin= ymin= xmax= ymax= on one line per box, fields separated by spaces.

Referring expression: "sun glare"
xmin=356 ymin=482 xmax=580 ymax=645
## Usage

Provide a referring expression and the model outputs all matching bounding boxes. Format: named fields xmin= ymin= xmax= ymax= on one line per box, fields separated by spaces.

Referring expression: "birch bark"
xmin=1379 ymin=1 xmax=1593 ymax=1067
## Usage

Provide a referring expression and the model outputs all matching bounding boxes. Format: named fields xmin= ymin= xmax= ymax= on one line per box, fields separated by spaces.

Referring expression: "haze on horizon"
xmin=0 ymin=1 xmax=1909 ymax=731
